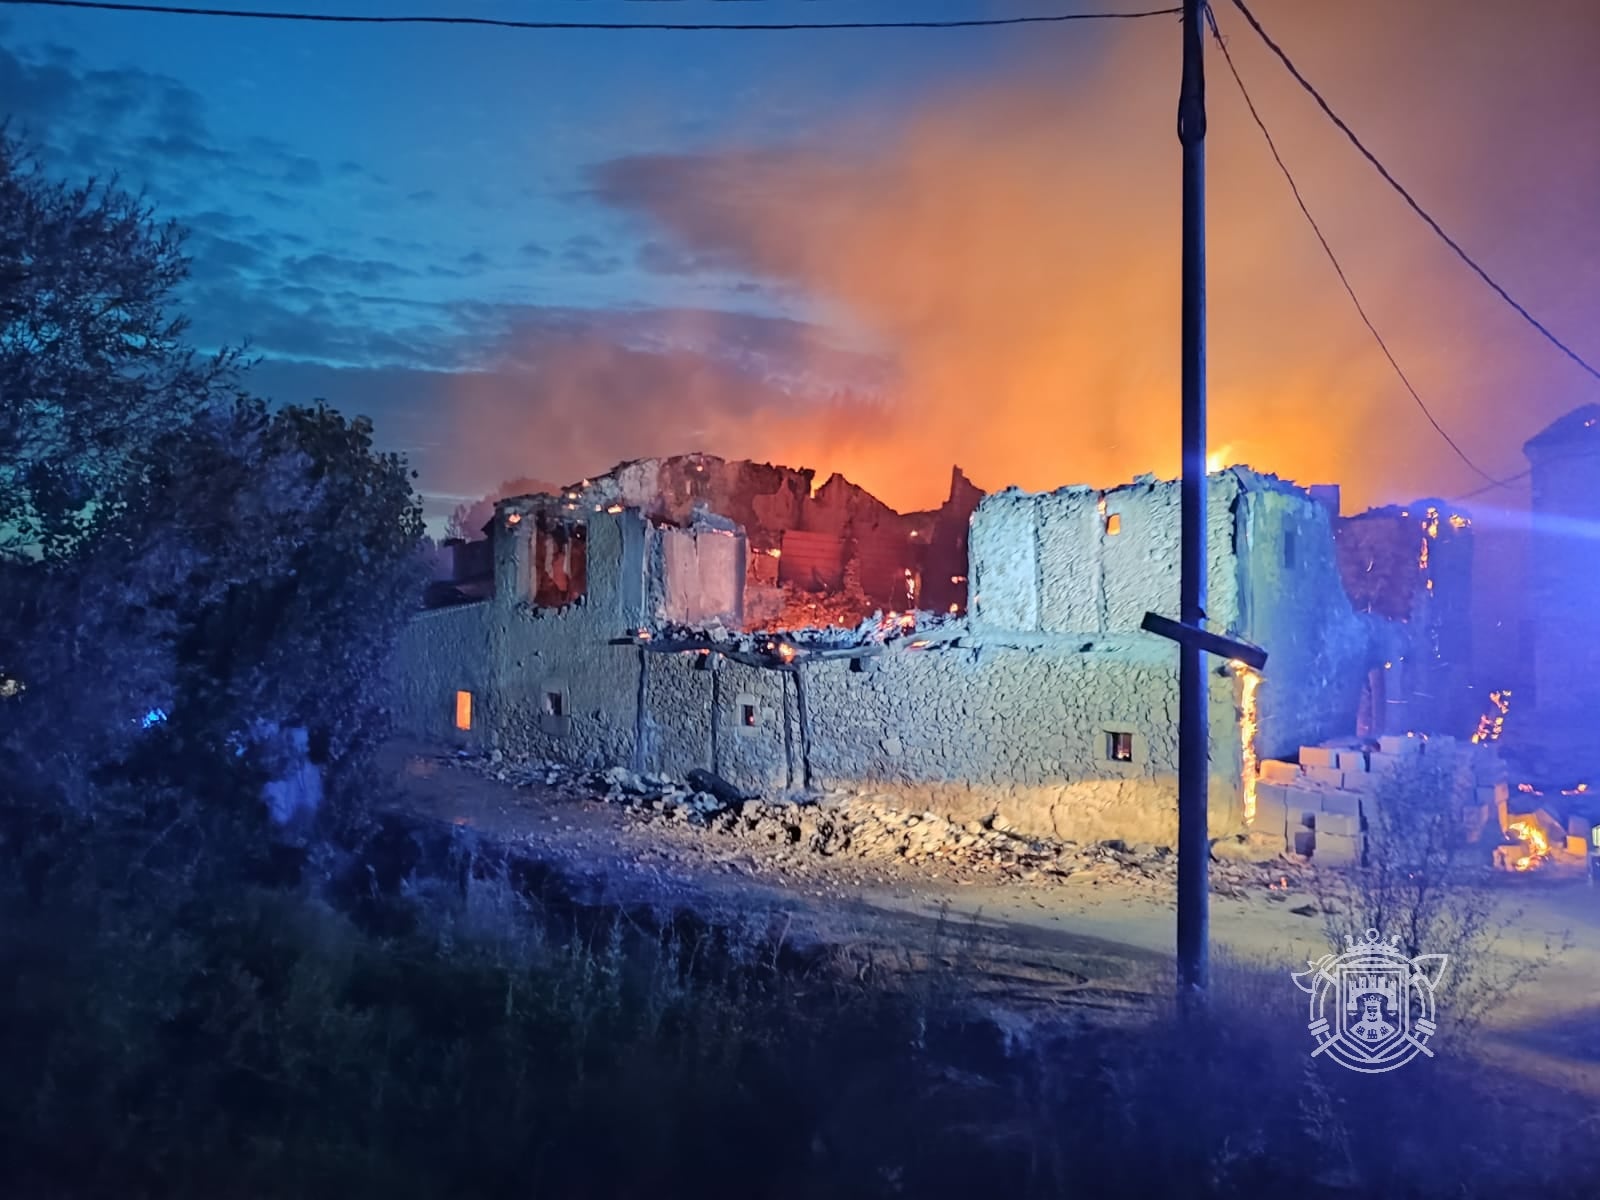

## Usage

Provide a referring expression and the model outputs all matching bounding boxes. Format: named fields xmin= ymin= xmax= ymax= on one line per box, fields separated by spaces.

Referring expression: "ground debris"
xmin=450 ymin=751 xmax=1317 ymax=898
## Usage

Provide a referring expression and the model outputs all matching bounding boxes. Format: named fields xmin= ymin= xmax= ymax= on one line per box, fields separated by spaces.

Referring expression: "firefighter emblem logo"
xmin=1291 ymin=928 xmax=1448 ymax=1074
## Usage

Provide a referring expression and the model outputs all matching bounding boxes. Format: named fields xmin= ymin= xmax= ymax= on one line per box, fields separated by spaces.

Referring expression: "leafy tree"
xmin=0 ymin=132 xmax=425 ymax=840
xmin=0 ymin=131 xmax=243 ymax=560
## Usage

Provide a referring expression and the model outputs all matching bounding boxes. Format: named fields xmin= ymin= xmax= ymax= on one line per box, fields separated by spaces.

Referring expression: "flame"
xmin=607 ymin=503 xmax=624 ymax=514
xmin=1471 ymin=688 xmax=1511 ymax=745
xmin=1206 ymin=445 xmax=1231 ymax=473
xmin=1448 ymin=513 xmax=1470 ymax=531
xmin=1506 ymin=819 xmax=1549 ymax=871
xmin=1231 ymin=660 xmax=1262 ymax=825
xmin=766 ymin=547 xmax=782 ymax=558
xmin=776 ymin=642 xmax=796 ymax=663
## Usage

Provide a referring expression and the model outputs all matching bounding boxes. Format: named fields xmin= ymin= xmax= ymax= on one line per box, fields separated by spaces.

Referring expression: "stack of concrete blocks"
xmin=1253 ymin=733 xmax=1474 ymax=867
xmin=1468 ymin=742 xmax=1510 ymax=842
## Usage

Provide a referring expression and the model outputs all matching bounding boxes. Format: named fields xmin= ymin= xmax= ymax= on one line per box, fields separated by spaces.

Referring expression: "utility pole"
xmin=1175 ymin=0 xmax=1211 ymax=1003
xmin=1145 ymin=0 xmax=1265 ymax=1006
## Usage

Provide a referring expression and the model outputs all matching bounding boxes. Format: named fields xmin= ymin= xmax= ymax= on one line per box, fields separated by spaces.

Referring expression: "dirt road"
xmin=379 ymin=742 xmax=1600 ymax=1094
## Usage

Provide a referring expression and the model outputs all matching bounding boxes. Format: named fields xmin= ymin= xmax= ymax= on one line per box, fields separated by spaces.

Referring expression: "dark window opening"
xmin=532 ymin=515 xmax=587 ymax=607
xmin=1105 ymin=513 xmax=1122 ymax=536
xmin=544 ymin=691 xmax=565 ymax=718
xmin=1283 ymin=528 xmax=1297 ymax=569
xmin=1106 ymin=730 xmax=1134 ymax=763
xmin=741 ymin=703 xmax=758 ymax=727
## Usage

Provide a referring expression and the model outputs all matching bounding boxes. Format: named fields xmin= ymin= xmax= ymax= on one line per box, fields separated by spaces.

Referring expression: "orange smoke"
xmin=470 ymin=1 xmax=1597 ymax=516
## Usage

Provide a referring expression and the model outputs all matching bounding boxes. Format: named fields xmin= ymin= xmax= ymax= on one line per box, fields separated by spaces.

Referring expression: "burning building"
xmin=392 ymin=456 xmax=1423 ymax=847
xmin=1333 ymin=499 xmax=1475 ymax=738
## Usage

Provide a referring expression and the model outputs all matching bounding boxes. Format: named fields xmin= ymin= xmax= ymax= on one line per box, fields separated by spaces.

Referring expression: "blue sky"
xmin=4 ymin=0 xmax=1596 ymax=530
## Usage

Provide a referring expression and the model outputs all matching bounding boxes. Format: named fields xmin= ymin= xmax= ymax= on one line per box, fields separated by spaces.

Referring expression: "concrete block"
xmin=1319 ymin=791 xmax=1361 ymax=819
xmin=1378 ymin=734 xmax=1422 ymax=756
xmin=1476 ymin=782 xmax=1509 ymax=807
xmin=1287 ymin=786 xmax=1320 ymax=829
xmin=1300 ymin=746 xmax=1338 ymax=769
xmin=1336 ymin=750 xmax=1369 ymax=773
xmin=1368 ymin=751 xmax=1402 ymax=774
xmin=1314 ymin=831 xmax=1362 ymax=868
xmin=1259 ymin=759 xmax=1300 ymax=785
xmin=1252 ymin=783 xmax=1290 ymax=841
xmin=1568 ymin=814 xmax=1593 ymax=841
xmin=1341 ymin=771 xmax=1375 ymax=791
xmin=1293 ymin=828 xmax=1316 ymax=857
xmin=1460 ymin=804 xmax=1490 ymax=844
xmin=1567 ymin=835 xmax=1589 ymax=857
xmin=1304 ymin=765 xmax=1343 ymax=788
xmin=1318 ymin=811 xmax=1361 ymax=839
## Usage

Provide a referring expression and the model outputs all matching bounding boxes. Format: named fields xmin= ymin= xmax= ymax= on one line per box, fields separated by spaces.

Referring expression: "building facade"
xmin=392 ymin=458 xmax=1403 ymax=846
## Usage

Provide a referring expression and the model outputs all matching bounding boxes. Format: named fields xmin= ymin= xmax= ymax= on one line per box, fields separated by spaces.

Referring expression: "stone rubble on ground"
xmin=456 ymin=751 xmax=1322 ymax=903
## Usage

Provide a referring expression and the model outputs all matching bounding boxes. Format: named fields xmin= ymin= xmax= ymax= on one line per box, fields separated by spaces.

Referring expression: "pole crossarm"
xmin=1140 ymin=612 xmax=1268 ymax=673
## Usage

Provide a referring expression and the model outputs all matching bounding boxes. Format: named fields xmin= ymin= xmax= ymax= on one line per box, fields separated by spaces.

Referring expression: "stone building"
xmin=392 ymin=456 xmax=1406 ymax=846
xmin=1333 ymin=498 xmax=1475 ymax=738
xmin=1515 ymin=404 xmax=1600 ymax=785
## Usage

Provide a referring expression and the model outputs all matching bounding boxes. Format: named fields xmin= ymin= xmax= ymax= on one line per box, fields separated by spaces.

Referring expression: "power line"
xmin=1226 ymin=0 xmax=1600 ymax=387
xmin=1204 ymin=5 xmax=1516 ymax=490
xmin=0 ymin=0 xmax=1184 ymax=31
xmin=1450 ymin=468 xmax=1531 ymax=504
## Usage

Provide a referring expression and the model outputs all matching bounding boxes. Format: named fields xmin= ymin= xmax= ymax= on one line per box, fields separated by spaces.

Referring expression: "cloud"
xmin=281 ymin=252 xmax=418 ymax=288
xmin=560 ymin=233 xmax=623 ymax=276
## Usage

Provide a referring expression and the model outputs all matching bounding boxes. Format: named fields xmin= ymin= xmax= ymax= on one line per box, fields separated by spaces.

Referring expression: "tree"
xmin=0 ymin=131 xmax=243 ymax=561
xmin=0 ymin=133 xmax=425 ymax=843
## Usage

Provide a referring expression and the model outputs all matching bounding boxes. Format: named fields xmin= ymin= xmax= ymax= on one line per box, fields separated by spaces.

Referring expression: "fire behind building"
xmin=393 ymin=449 xmax=1492 ymax=852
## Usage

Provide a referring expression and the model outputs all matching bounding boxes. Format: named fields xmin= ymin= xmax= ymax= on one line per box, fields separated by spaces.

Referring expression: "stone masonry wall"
xmin=638 ymin=635 xmax=1246 ymax=844
xmin=390 ymin=600 xmax=494 ymax=751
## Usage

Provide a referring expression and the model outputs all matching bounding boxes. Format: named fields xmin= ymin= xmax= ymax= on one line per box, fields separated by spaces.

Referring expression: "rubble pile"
xmin=457 ymin=752 xmax=1316 ymax=899
xmin=650 ymin=605 xmax=964 ymax=659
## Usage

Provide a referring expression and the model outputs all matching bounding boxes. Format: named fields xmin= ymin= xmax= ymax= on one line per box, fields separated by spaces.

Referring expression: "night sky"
xmin=5 ymin=0 xmax=1596 ymax=536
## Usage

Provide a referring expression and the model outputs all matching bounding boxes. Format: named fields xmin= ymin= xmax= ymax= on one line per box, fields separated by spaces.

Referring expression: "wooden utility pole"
xmin=1175 ymin=0 xmax=1211 ymax=1002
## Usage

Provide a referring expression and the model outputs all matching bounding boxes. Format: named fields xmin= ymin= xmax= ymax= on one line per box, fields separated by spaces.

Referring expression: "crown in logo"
xmin=1346 ymin=928 xmax=1402 ymax=954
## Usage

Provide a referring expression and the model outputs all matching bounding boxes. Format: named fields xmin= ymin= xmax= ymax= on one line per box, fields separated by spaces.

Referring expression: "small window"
xmin=544 ymin=690 xmax=565 ymax=718
xmin=1283 ymin=528 xmax=1296 ymax=569
xmin=741 ymin=703 xmax=758 ymax=728
xmin=1106 ymin=730 xmax=1134 ymax=763
xmin=454 ymin=690 xmax=473 ymax=731
xmin=1105 ymin=513 xmax=1122 ymax=536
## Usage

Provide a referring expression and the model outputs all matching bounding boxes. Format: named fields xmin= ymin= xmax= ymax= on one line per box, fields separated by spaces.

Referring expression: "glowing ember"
xmin=949 ymin=603 xmax=959 ymax=613
xmin=1448 ymin=513 xmax=1470 ymax=531
xmin=607 ymin=504 xmax=623 ymax=514
xmin=505 ymin=512 xmax=522 ymax=525
xmin=1470 ymin=688 xmax=1511 ymax=745
xmin=776 ymin=642 xmax=796 ymax=663
xmin=1506 ymin=819 xmax=1550 ymax=872
xmin=1231 ymin=660 xmax=1262 ymax=825
xmin=1206 ymin=445 xmax=1231 ymax=472
xmin=766 ymin=548 xmax=782 ymax=558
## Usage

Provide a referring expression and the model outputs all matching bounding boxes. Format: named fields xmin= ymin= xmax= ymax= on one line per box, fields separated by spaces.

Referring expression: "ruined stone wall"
xmin=389 ymin=600 xmax=494 ymax=749
xmin=969 ymin=473 xmax=1247 ymax=637
xmin=1522 ymin=414 xmax=1600 ymax=783
xmin=482 ymin=505 xmax=649 ymax=770
xmin=640 ymin=635 xmax=1246 ymax=844
xmin=1238 ymin=489 xmax=1373 ymax=759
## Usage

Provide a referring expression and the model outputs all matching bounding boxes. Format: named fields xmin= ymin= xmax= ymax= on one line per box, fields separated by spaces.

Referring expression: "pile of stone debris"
xmin=460 ymin=752 xmax=1318 ymax=902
